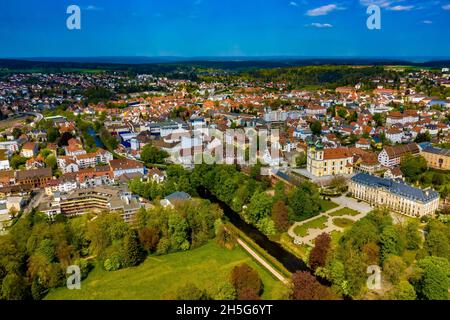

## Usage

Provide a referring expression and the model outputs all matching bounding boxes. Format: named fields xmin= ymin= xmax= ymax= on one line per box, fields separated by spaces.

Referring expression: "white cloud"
xmin=306 ymin=4 xmax=338 ymax=16
xmin=387 ymin=5 xmax=414 ymax=11
xmin=85 ymin=5 xmax=103 ymax=11
xmin=443 ymin=4 xmax=450 ymax=10
xmin=359 ymin=0 xmax=392 ymax=8
xmin=310 ymin=22 xmax=333 ymax=28
xmin=289 ymin=1 xmax=299 ymax=7
xmin=422 ymin=20 xmax=433 ymax=24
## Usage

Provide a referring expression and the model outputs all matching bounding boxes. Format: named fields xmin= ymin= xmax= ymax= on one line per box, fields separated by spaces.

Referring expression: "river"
xmin=198 ymin=188 xmax=310 ymax=274
xmin=87 ymin=127 xmax=105 ymax=148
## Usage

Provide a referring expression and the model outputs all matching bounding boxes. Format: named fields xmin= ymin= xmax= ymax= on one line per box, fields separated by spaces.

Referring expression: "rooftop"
xmin=351 ymin=173 xmax=439 ymax=203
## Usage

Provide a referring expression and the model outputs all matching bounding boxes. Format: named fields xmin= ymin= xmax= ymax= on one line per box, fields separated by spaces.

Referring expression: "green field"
xmin=45 ymin=241 xmax=281 ymax=300
xmin=294 ymin=216 xmax=329 ymax=237
xmin=319 ymin=199 xmax=339 ymax=212
xmin=328 ymin=207 xmax=360 ymax=217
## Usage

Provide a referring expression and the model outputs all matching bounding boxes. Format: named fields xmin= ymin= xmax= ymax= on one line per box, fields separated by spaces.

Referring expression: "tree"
xmin=383 ymin=255 xmax=407 ymax=284
xmin=424 ymin=230 xmax=449 ymax=259
xmin=289 ymin=182 xmax=321 ymax=221
xmin=123 ymin=231 xmax=144 ymax=267
xmin=405 ymin=221 xmax=422 ymax=250
xmin=176 ymin=283 xmax=209 ymax=300
xmin=295 ymin=152 xmax=307 ymax=168
xmin=414 ymin=131 xmax=432 ymax=143
xmin=387 ymin=280 xmax=416 ymax=300
xmin=10 ymin=155 xmax=28 ymax=169
xmin=328 ymin=176 xmax=347 ymax=192
xmin=337 ymin=108 xmax=348 ymax=119
xmin=291 ymin=271 xmax=332 ymax=300
xmin=309 ymin=233 xmax=331 ymax=271
xmin=58 ymin=132 xmax=74 ymax=147
xmin=45 ymin=155 xmax=57 ymax=170
xmin=271 ymin=200 xmax=290 ymax=233
xmin=238 ymin=288 xmax=261 ymax=300
xmin=432 ymin=172 xmax=445 ymax=186
xmin=31 ymin=277 xmax=46 ymax=300
xmin=380 ymin=226 xmax=403 ymax=263
xmin=1 ymin=273 xmax=29 ymax=300
xmin=415 ymin=257 xmax=449 ymax=300
xmin=140 ymin=144 xmax=169 ymax=165
xmin=361 ymin=242 xmax=380 ymax=265
xmin=400 ymin=154 xmax=427 ymax=182
xmin=310 ymin=121 xmax=322 ymax=136
xmin=213 ymin=282 xmax=236 ymax=300
xmin=230 ymin=263 xmax=263 ymax=299
xmin=47 ymin=127 xmax=60 ymax=143
xmin=246 ymin=192 xmax=273 ymax=225
xmin=138 ymin=227 xmax=160 ymax=253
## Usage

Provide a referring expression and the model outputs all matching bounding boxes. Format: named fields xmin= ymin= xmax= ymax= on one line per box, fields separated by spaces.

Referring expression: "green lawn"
xmin=294 ymin=216 xmax=329 ymax=237
xmin=278 ymin=233 xmax=310 ymax=260
xmin=319 ymin=199 xmax=339 ymax=212
xmin=330 ymin=231 xmax=342 ymax=247
xmin=45 ymin=241 xmax=280 ymax=300
xmin=328 ymin=207 xmax=360 ymax=217
xmin=332 ymin=217 xmax=355 ymax=229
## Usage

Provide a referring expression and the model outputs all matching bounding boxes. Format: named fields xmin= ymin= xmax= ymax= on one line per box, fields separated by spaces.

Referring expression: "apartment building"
xmin=378 ymin=143 xmax=420 ymax=167
xmin=60 ymin=186 xmax=141 ymax=222
xmin=15 ymin=168 xmax=53 ymax=189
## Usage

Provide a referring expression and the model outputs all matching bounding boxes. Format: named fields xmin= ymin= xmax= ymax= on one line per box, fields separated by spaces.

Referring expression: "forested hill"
xmin=0 ymin=57 xmax=449 ymax=73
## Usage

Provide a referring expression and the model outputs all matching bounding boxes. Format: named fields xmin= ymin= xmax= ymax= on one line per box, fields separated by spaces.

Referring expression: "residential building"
xmin=386 ymin=111 xmax=419 ymax=126
xmin=0 ymin=140 xmax=19 ymax=153
xmin=109 ymin=158 xmax=145 ymax=178
xmin=160 ymin=191 xmax=191 ymax=208
xmin=378 ymin=143 xmax=420 ymax=167
xmin=60 ymin=186 xmax=141 ymax=222
xmin=15 ymin=168 xmax=53 ymax=189
xmin=21 ymin=142 xmax=38 ymax=158
xmin=0 ymin=150 xmax=10 ymax=170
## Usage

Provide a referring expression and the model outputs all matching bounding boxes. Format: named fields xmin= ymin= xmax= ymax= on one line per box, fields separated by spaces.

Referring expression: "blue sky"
xmin=0 ymin=0 xmax=449 ymax=58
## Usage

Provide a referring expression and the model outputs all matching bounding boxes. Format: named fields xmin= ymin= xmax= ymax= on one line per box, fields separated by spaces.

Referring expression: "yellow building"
xmin=349 ymin=173 xmax=439 ymax=218
xmin=307 ymin=143 xmax=353 ymax=177
xmin=420 ymin=145 xmax=450 ymax=171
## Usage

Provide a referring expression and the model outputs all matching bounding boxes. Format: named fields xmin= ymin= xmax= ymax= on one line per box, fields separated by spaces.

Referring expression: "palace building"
xmin=307 ymin=142 xmax=353 ymax=177
xmin=349 ymin=173 xmax=439 ymax=217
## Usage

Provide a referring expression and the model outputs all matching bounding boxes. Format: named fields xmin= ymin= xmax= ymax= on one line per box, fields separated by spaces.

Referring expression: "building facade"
xmin=307 ymin=143 xmax=353 ymax=177
xmin=349 ymin=173 xmax=439 ymax=217
xmin=378 ymin=143 xmax=420 ymax=167
xmin=420 ymin=145 xmax=450 ymax=171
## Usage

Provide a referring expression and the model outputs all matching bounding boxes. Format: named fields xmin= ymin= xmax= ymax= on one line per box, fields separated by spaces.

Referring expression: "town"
xmin=0 ymin=62 xmax=449 ymax=301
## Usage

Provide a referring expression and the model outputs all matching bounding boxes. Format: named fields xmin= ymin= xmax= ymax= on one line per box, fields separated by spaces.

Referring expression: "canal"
xmin=198 ymin=188 xmax=310 ymax=274
xmin=87 ymin=127 xmax=105 ymax=148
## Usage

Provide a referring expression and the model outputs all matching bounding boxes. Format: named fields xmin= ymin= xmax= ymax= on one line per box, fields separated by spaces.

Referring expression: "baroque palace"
xmin=349 ymin=173 xmax=440 ymax=217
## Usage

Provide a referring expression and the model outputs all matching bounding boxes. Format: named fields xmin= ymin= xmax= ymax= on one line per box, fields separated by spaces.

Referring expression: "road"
xmin=18 ymin=112 xmax=44 ymax=125
xmin=236 ymin=238 xmax=289 ymax=284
